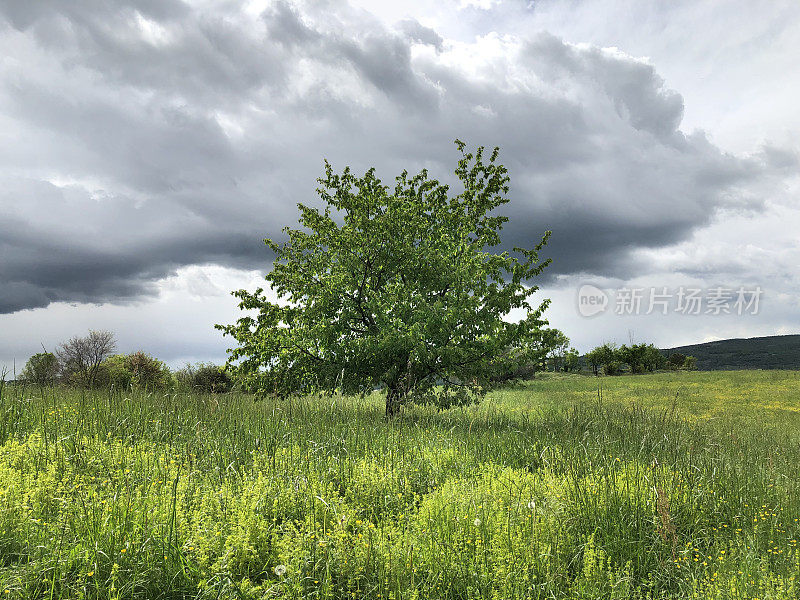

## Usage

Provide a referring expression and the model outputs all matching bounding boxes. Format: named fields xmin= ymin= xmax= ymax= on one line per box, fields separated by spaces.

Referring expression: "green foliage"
xmin=587 ymin=342 xmax=665 ymax=375
xmin=667 ymin=352 xmax=687 ymax=369
xmin=544 ymin=328 xmax=570 ymax=371
xmin=193 ymin=364 xmax=233 ymax=394
xmin=98 ymin=351 xmax=173 ymax=391
xmin=99 ymin=354 xmax=133 ymax=389
xmin=586 ymin=342 xmax=619 ymax=375
xmin=618 ymin=343 xmax=666 ymax=373
xmin=603 ymin=360 xmax=622 ymax=376
xmin=218 ymin=141 xmax=551 ymax=415
xmin=175 ymin=363 xmax=233 ymax=394
xmin=1 ymin=372 xmax=800 ymax=598
xmin=543 ymin=330 xmax=581 ymax=373
xmin=543 ymin=329 xmax=581 ymax=373
xmin=19 ymin=352 xmax=59 ymax=387
xmin=489 ymin=328 xmax=573 ymax=382
xmin=666 ymin=353 xmax=697 ymax=371
xmin=563 ymin=347 xmax=581 ymax=372
xmin=126 ymin=351 xmax=173 ymax=390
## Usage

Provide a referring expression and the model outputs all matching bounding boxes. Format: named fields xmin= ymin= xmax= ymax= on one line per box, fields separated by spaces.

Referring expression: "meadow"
xmin=0 ymin=370 xmax=799 ymax=599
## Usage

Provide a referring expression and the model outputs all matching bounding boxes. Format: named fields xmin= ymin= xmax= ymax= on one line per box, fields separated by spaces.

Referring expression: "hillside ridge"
xmin=662 ymin=334 xmax=800 ymax=370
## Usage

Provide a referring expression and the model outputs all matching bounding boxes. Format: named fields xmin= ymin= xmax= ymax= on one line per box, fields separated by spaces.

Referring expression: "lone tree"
xmin=218 ymin=141 xmax=552 ymax=416
xmin=57 ymin=330 xmax=116 ymax=388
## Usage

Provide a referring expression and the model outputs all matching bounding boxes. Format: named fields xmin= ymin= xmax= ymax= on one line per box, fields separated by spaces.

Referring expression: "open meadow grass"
xmin=1 ymin=371 xmax=799 ymax=599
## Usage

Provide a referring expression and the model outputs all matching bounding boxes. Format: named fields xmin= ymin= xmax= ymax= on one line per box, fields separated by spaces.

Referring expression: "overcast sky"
xmin=1 ymin=0 xmax=799 ymax=370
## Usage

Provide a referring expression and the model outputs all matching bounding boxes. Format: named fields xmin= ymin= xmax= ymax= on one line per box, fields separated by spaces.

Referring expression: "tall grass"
xmin=0 ymin=373 xmax=799 ymax=598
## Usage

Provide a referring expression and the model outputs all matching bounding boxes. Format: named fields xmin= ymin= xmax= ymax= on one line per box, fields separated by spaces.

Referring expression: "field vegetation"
xmin=1 ymin=371 xmax=799 ymax=598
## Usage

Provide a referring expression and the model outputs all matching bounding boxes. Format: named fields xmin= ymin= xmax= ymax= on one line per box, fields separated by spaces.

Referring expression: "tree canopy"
xmin=20 ymin=352 xmax=59 ymax=387
xmin=218 ymin=141 xmax=552 ymax=415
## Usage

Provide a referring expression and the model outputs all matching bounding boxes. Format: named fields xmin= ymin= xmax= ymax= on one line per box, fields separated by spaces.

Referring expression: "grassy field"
xmin=0 ymin=371 xmax=799 ymax=599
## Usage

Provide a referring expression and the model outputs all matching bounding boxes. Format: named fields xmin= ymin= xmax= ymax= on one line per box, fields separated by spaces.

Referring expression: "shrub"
xmin=590 ymin=342 xmax=665 ymax=375
xmin=98 ymin=352 xmax=173 ymax=391
xmin=98 ymin=354 xmax=133 ymax=389
xmin=666 ymin=353 xmax=697 ymax=371
xmin=618 ymin=343 xmax=665 ymax=373
xmin=175 ymin=363 xmax=233 ymax=394
xmin=194 ymin=364 xmax=233 ymax=393
xmin=126 ymin=351 xmax=173 ymax=390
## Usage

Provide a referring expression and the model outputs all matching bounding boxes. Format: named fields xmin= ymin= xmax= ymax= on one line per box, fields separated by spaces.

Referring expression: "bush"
xmin=175 ymin=363 xmax=233 ymax=394
xmin=618 ymin=343 xmax=665 ymax=373
xmin=127 ymin=351 xmax=173 ymax=390
xmin=99 ymin=354 xmax=133 ymax=389
xmin=98 ymin=352 xmax=173 ymax=391
xmin=589 ymin=342 xmax=665 ymax=375
xmin=666 ymin=353 xmax=697 ymax=371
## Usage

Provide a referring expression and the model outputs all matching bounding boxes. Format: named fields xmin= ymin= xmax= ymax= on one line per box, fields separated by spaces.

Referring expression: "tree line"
xmin=17 ymin=330 xmax=233 ymax=393
xmin=585 ymin=342 xmax=697 ymax=375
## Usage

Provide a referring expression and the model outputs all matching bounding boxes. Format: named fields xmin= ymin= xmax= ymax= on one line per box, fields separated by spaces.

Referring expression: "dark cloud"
xmin=0 ymin=179 xmax=268 ymax=312
xmin=397 ymin=18 xmax=444 ymax=51
xmin=0 ymin=0 xmax=188 ymax=32
xmin=0 ymin=0 xmax=776 ymax=313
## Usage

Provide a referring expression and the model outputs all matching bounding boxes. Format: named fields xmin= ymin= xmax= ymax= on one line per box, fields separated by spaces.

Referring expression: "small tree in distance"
xmin=667 ymin=352 xmax=687 ymax=369
xmin=545 ymin=329 xmax=571 ymax=371
xmin=218 ymin=141 xmax=552 ymax=416
xmin=586 ymin=343 xmax=619 ymax=375
xmin=20 ymin=352 xmax=60 ymax=387
xmin=563 ymin=348 xmax=581 ymax=372
xmin=57 ymin=330 xmax=116 ymax=388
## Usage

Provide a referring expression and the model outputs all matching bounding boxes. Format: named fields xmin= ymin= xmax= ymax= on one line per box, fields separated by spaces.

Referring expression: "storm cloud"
xmin=0 ymin=0 xmax=776 ymax=313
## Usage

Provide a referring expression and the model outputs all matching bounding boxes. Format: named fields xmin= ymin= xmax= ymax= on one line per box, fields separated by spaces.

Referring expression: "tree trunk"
xmin=385 ymin=386 xmax=401 ymax=418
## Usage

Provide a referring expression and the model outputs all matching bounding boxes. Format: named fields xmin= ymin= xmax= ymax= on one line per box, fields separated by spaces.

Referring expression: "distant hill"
xmin=662 ymin=334 xmax=800 ymax=371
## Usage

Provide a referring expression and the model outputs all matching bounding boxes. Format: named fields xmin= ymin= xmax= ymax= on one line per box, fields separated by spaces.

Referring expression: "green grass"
xmin=0 ymin=372 xmax=799 ymax=598
xmin=497 ymin=370 xmax=800 ymax=429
